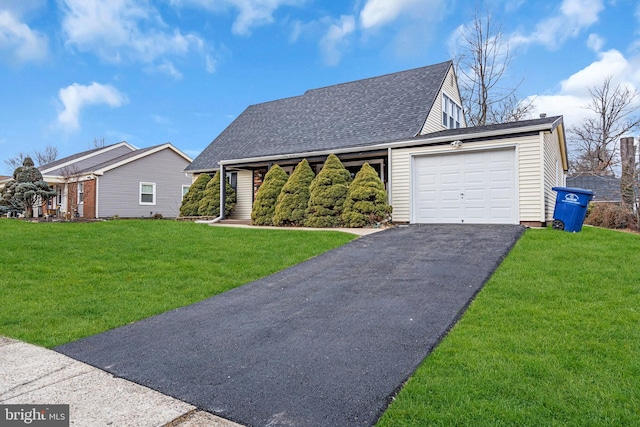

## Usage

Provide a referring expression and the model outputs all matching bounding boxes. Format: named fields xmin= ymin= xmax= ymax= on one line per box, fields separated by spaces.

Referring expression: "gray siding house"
xmin=40 ymin=142 xmax=192 ymax=219
xmin=187 ymin=61 xmax=569 ymax=226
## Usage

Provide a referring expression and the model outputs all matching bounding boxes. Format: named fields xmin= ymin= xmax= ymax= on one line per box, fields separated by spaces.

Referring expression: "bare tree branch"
xmin=452 ymin=5 xmax=530 ymax=126
xmin=569 ymin=77 xmax=640 ymax=176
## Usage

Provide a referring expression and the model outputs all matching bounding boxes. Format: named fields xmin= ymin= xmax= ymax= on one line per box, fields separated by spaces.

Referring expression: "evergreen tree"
xmin=305 ymin=154 xmax=352 ymax=228
xmin=198 ymin=171 xmax=236 ymax=217
xmin=179 ymin=173 xmax=211 ymax=217
xmin=274 ymin=159 xmax=315 ymax=226
xmin=251 ymin=165 xmax=289 ymax=225
xmin=0 ymin=157 xmax=55 ymax=218
xmin=341 ymin=163 xmax=392 ymax=227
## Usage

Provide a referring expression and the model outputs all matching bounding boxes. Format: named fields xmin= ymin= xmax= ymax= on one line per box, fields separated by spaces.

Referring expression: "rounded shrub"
xmin=274 ymin=159 xmax=315 ymax=226
xmin=305 ymin=154 xmax=352 ymax=228
xmin=198 ymin=171 xmax=237 ymax=217
xmin=180 ymin=173 xmax=211 ymax=217
xmin=341 ymin=163 xmax=392 ymax=228
xmin=252 ymin=165 xmax=289 ymax=225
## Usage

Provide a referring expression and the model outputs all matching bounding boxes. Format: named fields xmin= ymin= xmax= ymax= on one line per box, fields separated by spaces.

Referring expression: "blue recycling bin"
xmin=551 ymin=187 xmax=594 ymax=232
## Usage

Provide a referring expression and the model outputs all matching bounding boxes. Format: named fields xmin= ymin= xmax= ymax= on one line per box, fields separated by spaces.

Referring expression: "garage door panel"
xmin=413 ymin=149 xmax=517 ymax=224
xmin=441 ymin=189 xmax=461 ymax=201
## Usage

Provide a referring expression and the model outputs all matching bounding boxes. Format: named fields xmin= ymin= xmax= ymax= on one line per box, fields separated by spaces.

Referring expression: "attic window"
xmin=442 ymin=94 xmax=461 ymax=129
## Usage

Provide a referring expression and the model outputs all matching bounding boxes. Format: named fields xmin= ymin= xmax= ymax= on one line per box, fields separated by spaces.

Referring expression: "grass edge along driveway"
xmin=0 ymin=219 xmax=355 ymax=348
xmin=378 ymin=226 xmax=640 ymax=427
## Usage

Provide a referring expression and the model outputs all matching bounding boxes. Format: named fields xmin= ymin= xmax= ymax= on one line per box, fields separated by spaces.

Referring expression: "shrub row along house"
xmin=248 ymin=155 xmax=391 ymax=228
xmin=185 ymin=60 xmax=568 ymax=226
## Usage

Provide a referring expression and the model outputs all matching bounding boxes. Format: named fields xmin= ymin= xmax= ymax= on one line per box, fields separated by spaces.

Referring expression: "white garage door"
xmin=412 ymin=148 xmax=517 ymax=224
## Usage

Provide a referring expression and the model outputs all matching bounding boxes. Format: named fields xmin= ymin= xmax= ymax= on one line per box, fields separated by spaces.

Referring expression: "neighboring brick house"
xmin=39 ymin=142 xmax=192 ymax=219
xmin=186 ymin=61 xmax=568 ymax=226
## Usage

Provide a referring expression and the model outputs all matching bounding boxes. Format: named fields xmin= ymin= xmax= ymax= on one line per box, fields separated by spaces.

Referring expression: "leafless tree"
xmin=569 ymin=77 xmax=640 ymax=176
xmin=59 ymin=164 xmax=88 ymax=220
xmin=91 ymin=137 xmax=106 ymax=149
xmin=4 ymin=145 xmax=58 ymax=170
xmin=33 ymin=145 xmax=58 ymax=166
xmin=452 ymin=5 xmax=532 ymax=126
xmin=4 ymin=152 xmax=29 ymax=171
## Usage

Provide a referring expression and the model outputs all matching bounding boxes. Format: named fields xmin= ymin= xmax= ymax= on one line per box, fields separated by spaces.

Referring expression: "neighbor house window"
xmin=140 ymin=182 xmax=156 ymax=205
xmin=182 ymin=185 xmax=190 ymax=199
xmin=442 ymin=94 xmax=462 ymax=129
xmin=78 ymin=182 xmax=84 ymax=203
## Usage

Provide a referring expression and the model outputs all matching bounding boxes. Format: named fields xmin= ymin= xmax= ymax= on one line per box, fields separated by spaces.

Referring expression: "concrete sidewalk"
xmin=0 ymin=336 xmax=242 ymax=427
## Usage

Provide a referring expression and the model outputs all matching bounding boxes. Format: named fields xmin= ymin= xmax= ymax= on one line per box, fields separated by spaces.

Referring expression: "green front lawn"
xmin=378 ymin=226 xmax=640 ymax=426
xmin=0 ymin=219 xmax=355 ymax=348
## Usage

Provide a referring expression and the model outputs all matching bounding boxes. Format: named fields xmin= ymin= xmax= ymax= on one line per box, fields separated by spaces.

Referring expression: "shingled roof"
xmin=186 ymin=61 xmax=453 ymax=172
xmin=567 ymin=175 xmax=622 ymax=202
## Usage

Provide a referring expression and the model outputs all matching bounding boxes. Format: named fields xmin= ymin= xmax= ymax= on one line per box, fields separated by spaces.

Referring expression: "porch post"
xmin=219 ymin=164 xmax=226 ymax=220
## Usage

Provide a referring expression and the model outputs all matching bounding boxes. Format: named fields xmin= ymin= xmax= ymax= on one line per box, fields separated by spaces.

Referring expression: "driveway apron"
xmin=56 ymin=224 xmax=524 ymax=427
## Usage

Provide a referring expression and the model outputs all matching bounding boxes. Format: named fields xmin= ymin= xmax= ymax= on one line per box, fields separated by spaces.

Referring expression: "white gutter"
xmin=218 ymin=119 xmax=562 ymax=167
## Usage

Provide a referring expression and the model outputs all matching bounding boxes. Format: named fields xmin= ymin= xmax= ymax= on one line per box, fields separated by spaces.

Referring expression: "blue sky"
xmin=1 ymin=0 xmax=639 ymax=174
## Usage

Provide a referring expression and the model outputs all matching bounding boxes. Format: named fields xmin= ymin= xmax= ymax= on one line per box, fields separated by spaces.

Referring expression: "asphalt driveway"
xmin=56 ymin=224 xmax=524 ymax=427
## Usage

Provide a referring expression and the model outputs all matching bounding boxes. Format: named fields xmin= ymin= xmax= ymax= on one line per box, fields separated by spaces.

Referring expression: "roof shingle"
xmin=186 ymin=61 xmax=453 ymax=172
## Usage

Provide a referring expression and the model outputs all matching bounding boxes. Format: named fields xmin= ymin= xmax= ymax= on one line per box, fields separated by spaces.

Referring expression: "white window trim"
xmin=77 ymin=182 xmax=85 ymax=204
xmin=140 ymin=182 xmax=156 ymax=206
xmin=181 ymin=184 xmax=190 ymax=200
xmin=442 ymin=94 xmax=462 ymax=130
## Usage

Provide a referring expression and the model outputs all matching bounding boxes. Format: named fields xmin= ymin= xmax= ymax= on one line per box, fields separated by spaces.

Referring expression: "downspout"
xmin=219 ymin=163 xmax=226 ymax=220
xmin=195 ymin=164 xmax=226 ymax=224
xmin=94 ymin=176 xmax=99 ymax=219
xmin=387 ymin=147 xmax=392 ymax=207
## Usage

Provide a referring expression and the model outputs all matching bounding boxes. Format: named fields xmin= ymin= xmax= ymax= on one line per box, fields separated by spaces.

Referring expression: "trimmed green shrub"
xmin=274 ymin=159 xmax=315 ymax=226
xmin=179 ymin=173 xmax=211 ymax=217
xmin=305 ymin=154 xmax=352 ymax=228
xmin=252 ymin=165 xmax=289 ymax=225
xmin=341 ymin=163 xmax=392 ymax=227
xmin=198 ymin=171 xmax=236 ymax=217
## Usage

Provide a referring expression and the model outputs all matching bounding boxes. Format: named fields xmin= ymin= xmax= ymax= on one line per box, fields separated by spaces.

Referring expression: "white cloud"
xmin=511 ymin=0 xmax=604 ymax=49
xmin=57 ymin=82 xmax=128 ymax=131
xmin=205 ymin=54 xmax=217 ymax=73
xmin=61 ymin=0 xmax=205 ymax=69
xmin=0 ymin=9 xmax=47 ymax=64
xmin=319 ymin=15 xmax=355 ymax=66
xmin=360 ymin=0 xmax=430 ymax=29
xmin=530 ymin=48 xmax=640 ymax=130
xmin=155 ymin=60 xmax=183 ymax=79
xmin=586 ymin=33 xmax=604 ymax=52
xmin=171 ymin=0 xmax=303 ymax=36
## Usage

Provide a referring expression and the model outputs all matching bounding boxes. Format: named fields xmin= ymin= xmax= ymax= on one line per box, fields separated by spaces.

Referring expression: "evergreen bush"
xmin=274 ymin=159 xmax=315 ymax=226
xmin=0 ymin=157 xmax=56 ymax=218
xmin=179 ymin=173 xmax=211 ymax=217
xmin=251 ymin=165 xmax=289 ymax=225
xmin=198 ymin=171 xmax=236 ymax=217
xmin=305 ymin=154 xmax=352 ymax=228
xmin=341 ymin=163 xmax=392 ymax=227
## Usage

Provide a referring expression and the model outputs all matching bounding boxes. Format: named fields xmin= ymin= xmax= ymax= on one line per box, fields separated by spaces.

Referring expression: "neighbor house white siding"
xmin=420 ymin=67 xmax=465 ymax=135
xmin=390 ymin=132 xmax=553 ymax=224
xmin=229 ymin=169 xmax=253 ymax=220
xmin=97 ymin=148 xmax=192 ymax=218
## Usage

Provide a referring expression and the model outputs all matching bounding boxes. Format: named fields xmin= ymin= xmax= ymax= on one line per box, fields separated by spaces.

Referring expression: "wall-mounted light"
xmin=451 ymin=140 xmax=463 ymax=148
